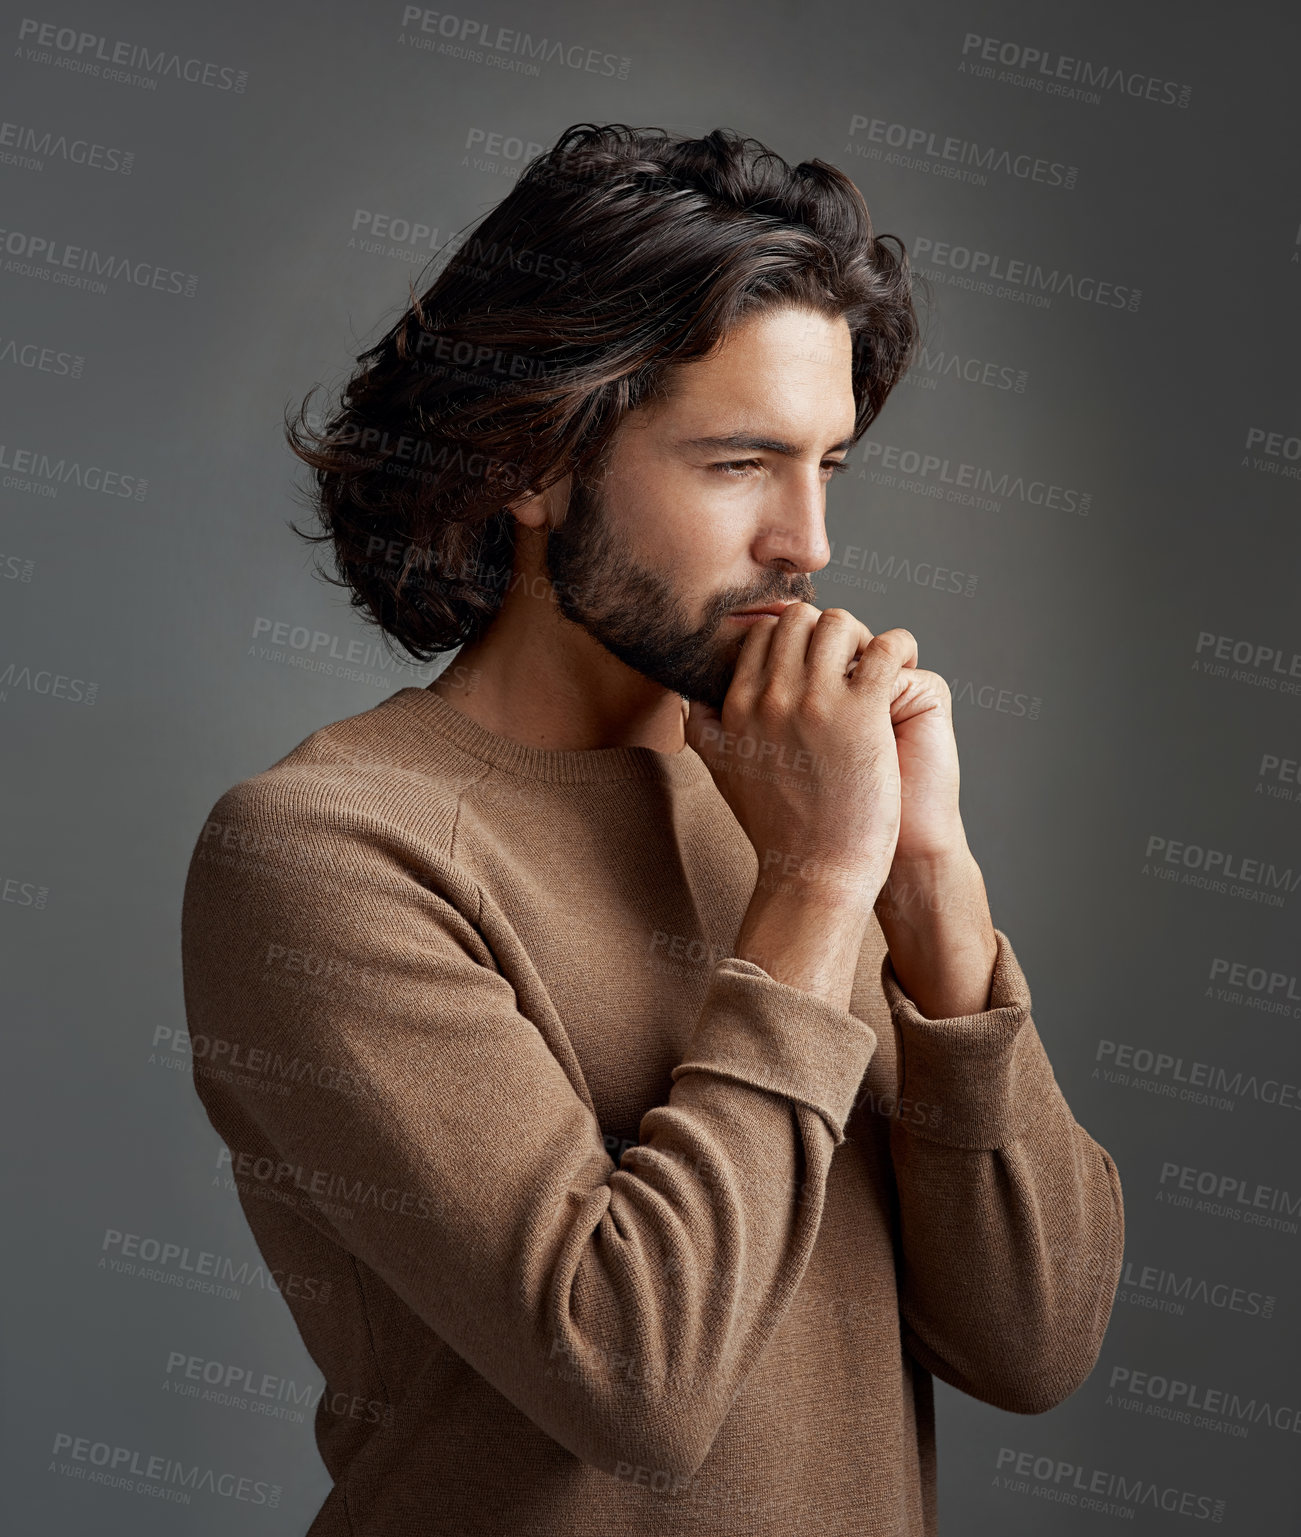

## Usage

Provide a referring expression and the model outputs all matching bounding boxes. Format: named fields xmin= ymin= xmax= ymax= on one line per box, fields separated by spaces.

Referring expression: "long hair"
xmin=285 ymin=122 xmax=920 ymax=661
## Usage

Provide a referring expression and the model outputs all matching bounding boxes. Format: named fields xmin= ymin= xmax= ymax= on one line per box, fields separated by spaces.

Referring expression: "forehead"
xmin=642 ymin=305 xmax=856 ymax=442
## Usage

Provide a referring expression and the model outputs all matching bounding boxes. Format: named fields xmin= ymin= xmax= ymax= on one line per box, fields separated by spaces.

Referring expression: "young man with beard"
xmin=181 ymin=123 xmax=1123 ymax=1536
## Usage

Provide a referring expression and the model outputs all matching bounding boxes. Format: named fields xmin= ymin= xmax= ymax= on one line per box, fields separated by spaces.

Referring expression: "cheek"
xmin=649 ymin=477 xmax=753 ymax=569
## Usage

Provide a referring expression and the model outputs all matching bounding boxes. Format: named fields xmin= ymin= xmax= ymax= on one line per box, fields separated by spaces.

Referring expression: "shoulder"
xmin=183 ymin=689 xmax=486 ymax=916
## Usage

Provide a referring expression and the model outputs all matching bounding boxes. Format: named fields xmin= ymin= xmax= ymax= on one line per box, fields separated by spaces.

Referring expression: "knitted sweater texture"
xmin=180 ymin=683 xmax=1125 ymax=1535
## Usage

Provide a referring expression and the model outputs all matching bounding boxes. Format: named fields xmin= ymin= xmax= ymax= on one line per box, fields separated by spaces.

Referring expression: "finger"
xmin=844 ymin=628 xmax=915 ymax=681
xmin=729 ymin=610 xmax=781 ymax=693
xmin=682 ymin=698 xmax=723 ymax=760
xmin=804 ymin=607 xmax=872 ymax=685
xmin=762 ymin=601 xmax=822 ymax=683
xmin=847 ymin=627 xmax=918 ymax=696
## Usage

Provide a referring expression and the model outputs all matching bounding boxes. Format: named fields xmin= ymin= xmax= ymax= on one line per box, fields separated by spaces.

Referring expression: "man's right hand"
xmin=684 ymin=603 xmax=917 ymax=1005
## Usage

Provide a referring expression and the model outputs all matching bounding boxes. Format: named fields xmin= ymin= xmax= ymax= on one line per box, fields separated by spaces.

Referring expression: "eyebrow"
xmin=676 ymin=432 xmax=857 ymax=458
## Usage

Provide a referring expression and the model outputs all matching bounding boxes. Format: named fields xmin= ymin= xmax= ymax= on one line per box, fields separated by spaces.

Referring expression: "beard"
xmin=542 ymin=471 xmax=817 ymax=711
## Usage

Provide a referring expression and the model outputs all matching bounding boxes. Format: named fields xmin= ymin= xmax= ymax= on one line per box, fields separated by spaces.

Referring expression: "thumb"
xmin=682 ymin=697 xmax=723 ymax=762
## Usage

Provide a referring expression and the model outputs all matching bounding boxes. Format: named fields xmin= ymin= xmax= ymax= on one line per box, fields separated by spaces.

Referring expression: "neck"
xmin=428 ymin=529 xmax=687 ymax=754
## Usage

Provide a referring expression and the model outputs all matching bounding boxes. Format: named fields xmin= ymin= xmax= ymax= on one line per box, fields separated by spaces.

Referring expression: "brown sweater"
xmin=180 ymin=683 xmax=1124 ymax=1536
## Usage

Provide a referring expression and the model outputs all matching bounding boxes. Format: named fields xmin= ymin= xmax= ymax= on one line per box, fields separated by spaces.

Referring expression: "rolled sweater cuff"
xmin=671 ymin=958 xmax=879 ymax=1146
xmin=880 ymin=927 xmax=1059 ymax=1149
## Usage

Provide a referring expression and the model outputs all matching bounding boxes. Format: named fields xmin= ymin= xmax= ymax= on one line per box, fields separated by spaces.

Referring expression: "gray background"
xmin=2 ymin=0 xmax=1299 ymax=1530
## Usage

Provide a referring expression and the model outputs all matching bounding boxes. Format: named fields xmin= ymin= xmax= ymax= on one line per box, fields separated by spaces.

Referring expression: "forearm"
xmin=880 ymin=924 xmax=1125 ymax=1409
xmin=735 ymin=890 xmax=869 ymax=1013
xmin=892 ymin=1108 xmax=1125 ymax=1411
xmin=873 ymin=842 xmax=997 ymax=1019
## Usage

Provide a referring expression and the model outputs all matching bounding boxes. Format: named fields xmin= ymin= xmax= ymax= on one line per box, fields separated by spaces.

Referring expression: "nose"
xmin=750 ymin=467 xmax=833 ymax=575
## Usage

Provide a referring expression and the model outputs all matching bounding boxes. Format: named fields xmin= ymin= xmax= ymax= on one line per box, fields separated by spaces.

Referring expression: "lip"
xmin=727 ymin=601 xmax=798 ymax=620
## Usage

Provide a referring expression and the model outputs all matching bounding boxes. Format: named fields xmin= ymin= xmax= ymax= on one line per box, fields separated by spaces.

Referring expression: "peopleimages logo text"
xmin=848 ymin=114 xmax=1077 ymax=189
xmin=994 ymin=1447 xmax=1225 ymax=1521
xmin=16 ymin=18 xmax=249 ymax=92
xmin=959 ymin=33 xmax=1191 ymax=108
xmin=911 ymin=235 xmax=1140 ymax=311
xmin=861 ymin=438 xmax=1090 ymax=514
xmin=0 ymin=225 xmax=198 ymax=296
xmin=49 ymin=1431 xmax=279 ymax=1505
xmin=397 ymin=8 xmax=630 ymax=78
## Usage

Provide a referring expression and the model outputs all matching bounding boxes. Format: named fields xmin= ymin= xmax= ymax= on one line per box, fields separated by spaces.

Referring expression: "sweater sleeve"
xmin=180 ymin=778 xmax=879 ymax=1482
xmin=879 ymin=927 xmax=1125 ymax=1413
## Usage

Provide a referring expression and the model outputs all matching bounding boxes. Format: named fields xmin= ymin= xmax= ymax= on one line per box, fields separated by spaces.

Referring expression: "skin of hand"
xmin=685 ymin=601 xmax=996 ymax=1018
xmin=683 ymin=602 xmax=925 ymax=909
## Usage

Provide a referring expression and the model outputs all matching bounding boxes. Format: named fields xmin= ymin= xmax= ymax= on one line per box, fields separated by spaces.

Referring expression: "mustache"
xmin=710 ymin=575 xmax=817 ymax=619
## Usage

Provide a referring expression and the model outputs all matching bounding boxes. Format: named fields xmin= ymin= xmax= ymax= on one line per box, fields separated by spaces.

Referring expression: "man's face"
xmin=543 ymin=304 xmax=858 ymax=710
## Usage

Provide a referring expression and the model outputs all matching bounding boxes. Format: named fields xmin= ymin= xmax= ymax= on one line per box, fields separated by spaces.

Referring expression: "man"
xmin=182 ymin=123 xmax=1123 ymax=1536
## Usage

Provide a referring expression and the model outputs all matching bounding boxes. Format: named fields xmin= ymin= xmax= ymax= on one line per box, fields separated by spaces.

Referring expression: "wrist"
xmin=876 ymin=844 xmax=982 ymax=929
xmin=738 ymin=888 xmax=869 ymax=1010
xmin=883 ymin=833 xmax=975 ymax=881
xmin=874 ymin=847 xmax=998 ymax=1019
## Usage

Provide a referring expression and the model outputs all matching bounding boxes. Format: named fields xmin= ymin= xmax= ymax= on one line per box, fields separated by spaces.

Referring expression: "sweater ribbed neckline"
xmin=388 ymin=685 xmax=705 ymax=787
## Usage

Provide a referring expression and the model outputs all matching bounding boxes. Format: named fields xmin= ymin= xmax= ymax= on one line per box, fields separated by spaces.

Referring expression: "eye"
xmin=708 ymin=459 xmax=851 ymax=479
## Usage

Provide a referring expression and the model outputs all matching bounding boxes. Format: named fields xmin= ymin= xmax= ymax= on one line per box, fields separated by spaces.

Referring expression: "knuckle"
xmin=722 ymin=682 xmax=756 ymax=719
xmin=793 ymin=688 xmax=831 ymax=725
xmin=754 ymin=682 xmax=790 ymax=720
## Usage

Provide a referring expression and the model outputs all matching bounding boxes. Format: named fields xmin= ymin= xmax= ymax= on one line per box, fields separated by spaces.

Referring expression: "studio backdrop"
xmin=2 ymin=0 xmax=1299 ymax=1531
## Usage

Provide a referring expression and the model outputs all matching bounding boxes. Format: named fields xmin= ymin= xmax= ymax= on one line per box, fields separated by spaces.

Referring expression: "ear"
xmin=505 ymin=474 xmax=572 ymax=532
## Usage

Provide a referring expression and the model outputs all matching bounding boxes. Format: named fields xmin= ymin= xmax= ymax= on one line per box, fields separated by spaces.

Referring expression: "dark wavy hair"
xmin=285 ymin=122 xmax=920 ymax=662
